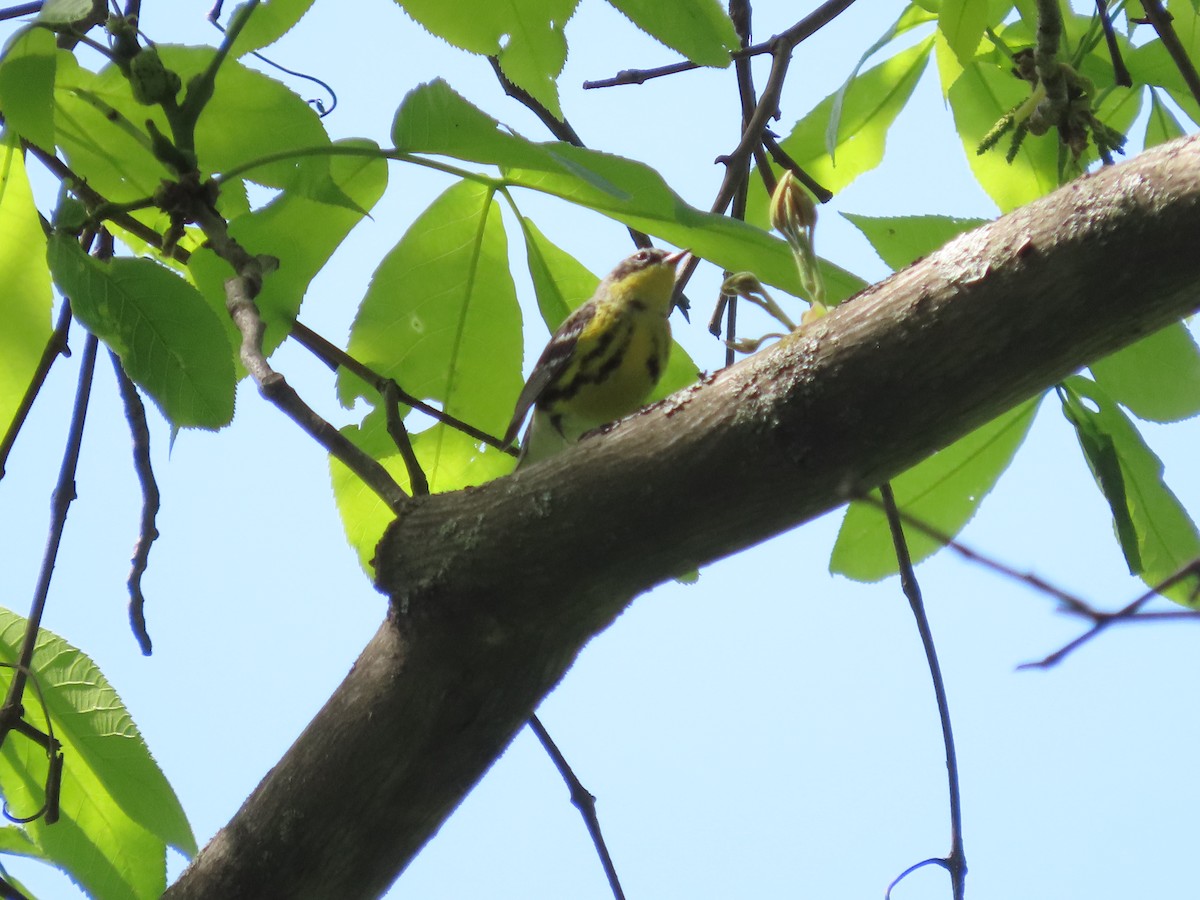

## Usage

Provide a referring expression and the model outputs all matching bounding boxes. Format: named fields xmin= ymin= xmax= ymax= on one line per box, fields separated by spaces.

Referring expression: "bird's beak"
xmin=664 ymin=249 xmax=691 ymax=269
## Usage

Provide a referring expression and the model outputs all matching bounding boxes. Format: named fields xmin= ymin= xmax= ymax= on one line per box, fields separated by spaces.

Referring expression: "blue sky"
xmin=2 ymin=2 xmax=1199 ymax=898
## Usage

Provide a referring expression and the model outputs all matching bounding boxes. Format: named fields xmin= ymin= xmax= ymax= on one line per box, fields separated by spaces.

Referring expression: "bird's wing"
xmin=503 ymin=301 xmax=597 ymax=448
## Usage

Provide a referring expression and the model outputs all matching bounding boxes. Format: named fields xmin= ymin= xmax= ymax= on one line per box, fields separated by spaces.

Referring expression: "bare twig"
xmin=0 ymin=2 xmax=40 ymax=23
xmin=1093 ymin=0 xmax=1132 ymax=87
xmin=1139 ymin=0 xmax=1200 ymax=108
xmin=0 ymin=332 xmax=98 ymax=740
xmin=583 ymin=0 xmax=860 ymax=89
xmin=381 ymin=382 xmax=429 ymax=497
xmin=109 ymin=351 xmax=159 ymax=655
xmin=760 ymin=132 xmax=832 ymax=203
xmin=289 ymin=320 xmax=513 ymax=455
xmin=528 ymin=715 xmax=625 ymax=900
xmin=1020 ymin=560 xmax=1200 ymax=669
xmin=0 ymin=300 xmax=72 ymax=480
xmin=192 ymin=206 xmax=408 ymax=511
xmin=878 ymin=483 xmax=966 ymax=900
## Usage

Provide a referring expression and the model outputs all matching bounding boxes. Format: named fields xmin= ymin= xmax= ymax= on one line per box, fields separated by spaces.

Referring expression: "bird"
xmin=504 ymin=246 xmax=688 ymax=466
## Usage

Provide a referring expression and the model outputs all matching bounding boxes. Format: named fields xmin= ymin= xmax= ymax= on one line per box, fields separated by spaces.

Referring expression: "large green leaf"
xmin=0 ymin=26 xmax=56 ymax=150
xmin=46 ymin=236 xmax=236 ymax=430
xmin=842 ymin=212 xmax=988 ymax=271
xmin=0 ymin=140 xmax=53 ymax=448
xmin=53 ymin=52 xmax=171 ymax=201
xmin=747 ymin=35 xmax=934 ymax=220
xmin=1060 ymin=377 xmax=1200 ymax=605
xmin=227 ymin=0 xmax=318 ymax=57
xmin=55 ymin=45 xmax=345 ymax=205
xmin=605 ymin=0 xmax=737 ymax=67
xmin=825 ymin=3 xmax=937 ymax=162
xmin=339 ymin=179 xmax=523 ymax=437
xmin=0 ymin=610 xmax=195 ymax=900
xmin=939 ymin=0 xmax=989 ymax=64
xmin=393 ymin=81 xmax=868 ymax=304
xmin=831 ymin=398 xmax=1039 ymax=581
xmin=395 ymin=0 xmax=578 ymax=118
xmin=1090 ymin=323 xmax=1200 ymax=423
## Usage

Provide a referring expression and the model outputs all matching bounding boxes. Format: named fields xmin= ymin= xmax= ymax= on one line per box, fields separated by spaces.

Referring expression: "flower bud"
xmin=769 ymin=170 xmax=817 ymax=239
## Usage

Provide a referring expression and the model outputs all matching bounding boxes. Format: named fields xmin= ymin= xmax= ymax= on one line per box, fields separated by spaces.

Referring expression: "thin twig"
xmin=708 ymin=0 xmax=858 ymax=227
xmin=1093 ymin=0 xmax=1131 ymax=87
xmin=0 ymin=2 xmax=40 ymax=23
xmin=760 ymin=132 xmax=832 ymax=203
xmin=289 ymin=321 xmax=514 ymax=455
xmin=109 ymin=351 xmax=159 ymax=655
xmin=583 ymin=0 xmax=860 ymax=90
xmin=191 ymin=206 xmax=408 ymax=511
xmin=0 ymin=301 xmax=72 ymax=480
xmin=856 ymin=495 xmax=1200 ymax=668
xmin=528 ymin=715 xmax=626 ymax=900
xmin=381 ymin=382 xmax=429 ymax=497
xmin=1139 ymin=0 xmax=1200 ymax=108
xmin=1020 ymin=559 xmax=1200 ymax=669
xmin=878 ymin=483 xmax=966 ymax=900
xmin=0 ymin=333 xmax=99 ymax=741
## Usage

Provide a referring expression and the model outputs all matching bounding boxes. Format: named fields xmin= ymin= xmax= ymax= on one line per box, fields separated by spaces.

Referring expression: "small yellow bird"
xmin=505 ymin=247 xmax=688 ymax=466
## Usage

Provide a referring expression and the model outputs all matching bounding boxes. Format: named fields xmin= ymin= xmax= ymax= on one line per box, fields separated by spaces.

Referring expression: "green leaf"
xmin=1144 ymin=88 xmax=1186 ymax=147
xmin=53 ymin=53 xmax=172 ymax=201
xmin=944 ymin=51 xmax=1060 ymax=211
xmin=842 ymin=212 xmax=988 ymax=271
xmin=0 ymin=610 xmax=196 ymax=900
xmin=1126 ymin=40 xmax=1200 ymax=125
xmin=0 ymin=140 xmax=53 ymax=448
xmin=747 ymin=35 xmax=933 ymax=220
xmin=34 ymin=0 xmax=92 ymax=23
xmin=55 ymin=47 xmax=341 ymax=203
xmin=0 ymin=26 xmax=56 ymax=149
xmin=339 ymin=180 xmax=523 ymax=439
xmin=518 ymin=216 xmax=699 ymax=401
xmin=392 ymin=78 xmax=586 ymax=175
xmin=396 ymin=0 xmax=578 ymax=118
xmin=331 ymin=412 xmax=515 ymax=572
xmin=190 ymin=139 xmax=388 ymax=359
xmin=46 ymin=236 xmax=236 ymax=430
xmin=393 ymin=82 xmax=868 ymax=304
xmin=1090 ymin=323 xmax=1200 ymax=423
xmin=831 ymin=399 xmax=1039 ymax=581
xmin=939 ymin=0 xmax=990 ymax=64
xmin=825 ymin=3 xmax=937 ymax=162
xmin=605 ymin=0 xmax=738 ymax=67
xmin=226 ymin=0 xmax=318 ymax=56
xmin=158 ymin=47 xmax=342 ymax=198
xmin=1060 ymin=377 xmax=1200 ymax=605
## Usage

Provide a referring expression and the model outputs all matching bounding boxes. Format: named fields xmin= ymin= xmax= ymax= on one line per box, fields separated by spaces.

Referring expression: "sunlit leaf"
xmin=0 ymin=140 xmax=53 ymax=447
xmin=1090 ymin=323 xmax=1200 ymax=423
xmin=0 ymin=26 xmax=56 ymax=149
xmin=339 ymin=179 xmax=522 ymax=441
xmin=831 ymin=399 xmax=1039 ymax=581
xmin=842 ymin=212 xmax=988 ymax=270
xmin=0 ymin=611 xmax=195 ymax=900
xmin=1060 ymin=377 xmax=1200 ymax=605
xmin=605 ymin=0 xmax=737 ymax=67
xmin=47 ymin=236 xmax=236 ymax=430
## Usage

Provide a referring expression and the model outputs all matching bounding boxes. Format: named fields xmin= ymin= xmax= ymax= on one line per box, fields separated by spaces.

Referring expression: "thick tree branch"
xmin=166 ymin=136 xmax=1200 ymax=900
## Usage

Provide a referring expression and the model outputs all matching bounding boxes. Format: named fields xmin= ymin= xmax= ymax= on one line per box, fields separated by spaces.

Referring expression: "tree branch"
xmin=165 ymin=135 xmax=1200 ymax=900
